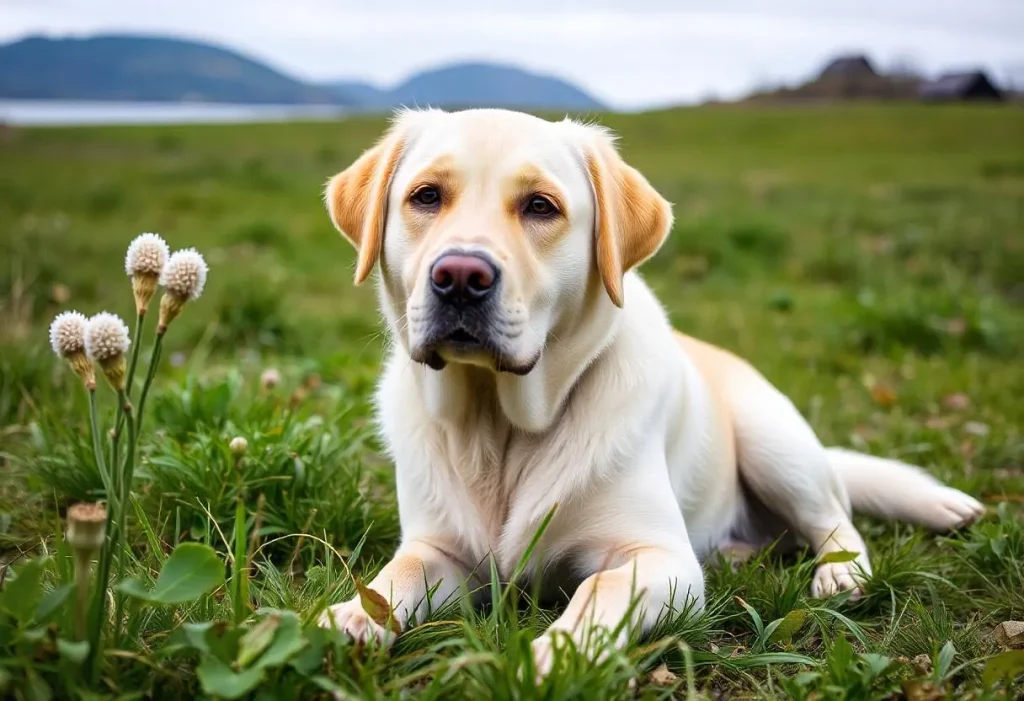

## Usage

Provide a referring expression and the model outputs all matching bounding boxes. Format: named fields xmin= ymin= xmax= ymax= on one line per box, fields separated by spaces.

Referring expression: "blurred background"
xmin=1 ymin=1 xmax=1022 ymax=123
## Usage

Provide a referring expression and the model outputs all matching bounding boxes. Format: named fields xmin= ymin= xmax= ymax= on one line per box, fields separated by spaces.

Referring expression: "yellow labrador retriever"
xmin=318 ymin=107 xmax=984 ymax=674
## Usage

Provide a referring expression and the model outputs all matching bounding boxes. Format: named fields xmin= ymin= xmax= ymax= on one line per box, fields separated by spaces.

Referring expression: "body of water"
xmin=0 ymin=99 xmax=349 ymax=126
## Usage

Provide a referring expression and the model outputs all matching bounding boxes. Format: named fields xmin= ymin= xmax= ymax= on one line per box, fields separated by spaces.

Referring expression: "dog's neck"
xmin=387 ymin=275 xmax=622 ymax=434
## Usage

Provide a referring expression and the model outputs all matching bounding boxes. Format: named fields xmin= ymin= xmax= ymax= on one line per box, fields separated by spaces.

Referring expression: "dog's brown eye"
xmin=411 ymin=186 xmax=441 ymax=208
xmin=525 ymin=195 xmax=557 ymax=217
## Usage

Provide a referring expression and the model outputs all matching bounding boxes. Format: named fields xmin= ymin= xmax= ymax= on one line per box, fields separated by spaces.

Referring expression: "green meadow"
xmin=1 ymin=104 xmax=1022 ymax=699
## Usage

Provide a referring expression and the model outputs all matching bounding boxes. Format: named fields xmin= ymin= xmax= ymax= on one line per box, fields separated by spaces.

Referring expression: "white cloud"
xmin=2 ymin=0 xmax=1022 ymax=108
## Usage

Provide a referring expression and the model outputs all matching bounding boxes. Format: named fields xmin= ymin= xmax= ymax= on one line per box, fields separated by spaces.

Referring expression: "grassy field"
xmin=1 ymin=104 xmax=1023 ymax=699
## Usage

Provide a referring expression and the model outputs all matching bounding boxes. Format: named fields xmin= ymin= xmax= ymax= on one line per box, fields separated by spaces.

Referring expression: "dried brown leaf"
xmin=648 ymin=663 xmax=678 ymax=686
xmin=354 ymin=575 xmax=401 ymax=635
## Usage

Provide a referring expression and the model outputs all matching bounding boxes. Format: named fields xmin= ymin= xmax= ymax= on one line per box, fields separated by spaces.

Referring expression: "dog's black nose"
xmin=430 ymin=253 xmax=498 ymax=305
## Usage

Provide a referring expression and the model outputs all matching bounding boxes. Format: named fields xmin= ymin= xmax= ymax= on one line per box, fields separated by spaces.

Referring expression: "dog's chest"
xmin=411 ymin=416 xmax=546 ymax=570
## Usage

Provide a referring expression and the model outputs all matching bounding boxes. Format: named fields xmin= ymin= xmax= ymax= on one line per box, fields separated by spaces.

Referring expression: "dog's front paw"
xmin=811 ymin=560 xmax=868 ymax=600
xmin=529 ymin=634 xmax=558 ymax=682
xmin=318 ymin=599 xmax=397 ymax=648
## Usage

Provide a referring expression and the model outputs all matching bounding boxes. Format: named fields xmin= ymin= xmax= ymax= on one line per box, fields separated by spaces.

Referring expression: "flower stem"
xmin=87 ymin=389 xmax=111 ymax=497
xmin=110 ymin=312 xmax=145 ymax=479
xmin=135 ymin=331 xmax=164 ymax=434
xmin=112 ymin=391 xmax=136 ymax=645
xmin=125 ymin=312 xmax=144 ymax=400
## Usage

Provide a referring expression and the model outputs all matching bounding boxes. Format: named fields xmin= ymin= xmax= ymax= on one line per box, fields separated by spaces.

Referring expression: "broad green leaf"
xmin=24 ymin=669 xmax=53 ymax=701
xmin=180 ymin=621 xmax=218 ymax=655
xmin=197 ymin=655 xmax=263 ymax=700
xmin=354 ymin=575 xmax=400 ymax=635
xmin=251 ymin=611 xmax=306 ymax=670
xmin=179 ymin=621 xmax=243 ymax=664
xmin=0 ymin=559 xmax=45 ymax=621
xmin=936 ymin=640 xmax=956 ymax=679
xmin=35 ymin=584 xmax=74 ymax=622
xmin=768 ymin=609 xmax=807 ymax=645
xmin=819 ymin=550 xmax=859 ymax=564
xmin=236 ymin=615 xmax=279 ymax=668
xmin=118 ymin=543 xmax=224 ymax=605
xmin=56 ymin=638 xmax=90 ymax=663
xmin=862 ymin=653 xmax=893 ymax=678
xmin=983 ymin=650 xmax=1024 ymax=688
xmin=290 ymin=626 xmax=329 ymax=675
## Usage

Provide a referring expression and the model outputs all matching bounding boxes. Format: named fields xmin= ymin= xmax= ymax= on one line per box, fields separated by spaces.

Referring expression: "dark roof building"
xmin=918 ymin=71 xmax=1004 ymax=101
xmin=819 ymin=54 xmax=877 ymax=80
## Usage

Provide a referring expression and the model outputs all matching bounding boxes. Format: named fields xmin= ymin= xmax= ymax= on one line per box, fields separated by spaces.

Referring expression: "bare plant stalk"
xmin=87 ymin=513 xmax=117 ymax=683
xmin=73 ymin=549 xmax=92 ymax=639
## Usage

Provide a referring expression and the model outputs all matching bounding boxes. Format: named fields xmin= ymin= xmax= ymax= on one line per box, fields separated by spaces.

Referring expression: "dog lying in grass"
xmin=317 ymin=107 xmax=985 ymax=676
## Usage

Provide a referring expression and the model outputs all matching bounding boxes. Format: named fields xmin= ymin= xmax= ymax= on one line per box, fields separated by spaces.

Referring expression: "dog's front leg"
xmin=318 ymin=538 xmax=470 ymax=647
xmin=530 ymin=543 xmax=704 ymax=678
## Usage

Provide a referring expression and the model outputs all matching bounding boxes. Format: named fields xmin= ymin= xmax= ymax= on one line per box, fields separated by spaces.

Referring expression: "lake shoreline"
xmin=0 ymin=99 xmax=353 ymax=127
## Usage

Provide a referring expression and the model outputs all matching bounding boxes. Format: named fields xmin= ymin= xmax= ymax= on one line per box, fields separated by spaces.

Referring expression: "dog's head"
xmin=324 ymin=108 xmax=672 ymax=376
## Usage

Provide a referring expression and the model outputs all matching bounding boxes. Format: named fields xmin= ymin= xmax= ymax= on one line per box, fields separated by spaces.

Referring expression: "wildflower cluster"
xmin=47 ymin=232 xmax=209 ymax=677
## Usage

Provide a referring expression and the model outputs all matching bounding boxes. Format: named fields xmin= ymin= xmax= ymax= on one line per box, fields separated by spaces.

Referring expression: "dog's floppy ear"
xmin=585 ymin=131 xmax=673 ymax=307
xmin=324 ymin=126 xmax=407 ymax=285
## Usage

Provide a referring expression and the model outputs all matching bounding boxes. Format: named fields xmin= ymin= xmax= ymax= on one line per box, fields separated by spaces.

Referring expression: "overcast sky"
xmin=3 ymin=0 xmax=1023 ymax=109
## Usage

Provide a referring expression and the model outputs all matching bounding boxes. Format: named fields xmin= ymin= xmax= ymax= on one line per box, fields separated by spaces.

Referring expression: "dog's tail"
xmin=825 ymin=447 xmax=985 ymax=531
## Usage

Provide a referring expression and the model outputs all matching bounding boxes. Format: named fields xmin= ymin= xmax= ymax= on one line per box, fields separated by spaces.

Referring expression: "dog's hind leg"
xmin=722 ymin=363 xmax=873 ymax=599
xmin=825 ymin=448 xmax=984 ymax=531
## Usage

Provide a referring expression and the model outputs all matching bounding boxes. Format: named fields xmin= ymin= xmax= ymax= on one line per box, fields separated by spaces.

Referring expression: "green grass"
xmin=1 ymin=104 xmax=1023 ymax=699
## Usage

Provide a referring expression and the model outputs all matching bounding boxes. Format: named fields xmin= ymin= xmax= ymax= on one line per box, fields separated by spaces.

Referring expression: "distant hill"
xmin=0 ymin=35 xmax=604 ymax=111
xmin=0 ymin=35 xmax=347 ymax=105
xmin=322 ymin=62 xmax=604 ymax=111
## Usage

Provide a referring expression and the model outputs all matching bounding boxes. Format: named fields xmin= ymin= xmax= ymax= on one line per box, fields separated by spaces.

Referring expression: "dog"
xmin=317 ymin=107 xmax=985 ymax=675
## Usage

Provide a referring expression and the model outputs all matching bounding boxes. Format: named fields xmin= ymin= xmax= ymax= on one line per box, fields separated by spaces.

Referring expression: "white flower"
xmin=260 ymin=368 xmax=281 ymax=390
xmin=125 ymin=232 xmax=170 ymax=278
xmin=49 ymin=310 xmax=88 ymax=358
xmin=85 ymin=312 xmax=131 ymax=361
xmin=160 ymin=248 xmax=208 ymax=301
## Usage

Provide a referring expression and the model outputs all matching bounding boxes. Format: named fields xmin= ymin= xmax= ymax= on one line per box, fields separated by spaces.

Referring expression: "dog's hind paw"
xmin=916 ymin=487 xmax=985 ymax=532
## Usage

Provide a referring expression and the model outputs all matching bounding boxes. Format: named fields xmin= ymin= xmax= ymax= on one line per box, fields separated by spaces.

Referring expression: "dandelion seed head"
xmin=229 ymin=436 xmax=248 ymax=455
xmin=49 ymin=310 xmax=88 ymax=358
xmin=85 ymin=312 xmax=131 ymax=361
xmin=160 ymin=248 xmax=208 ymax=301
xmin=125 ymin=232 xmax=170 ymax=278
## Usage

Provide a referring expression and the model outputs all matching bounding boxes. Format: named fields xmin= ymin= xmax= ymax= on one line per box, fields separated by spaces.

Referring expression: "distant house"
xmin=918 ymin=71 xmax=1004 ymax=102
xmin=819 ymin=54 xmax=877 ymax=80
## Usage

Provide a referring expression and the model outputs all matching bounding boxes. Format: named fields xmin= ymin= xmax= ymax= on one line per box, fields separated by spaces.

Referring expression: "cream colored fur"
xmin=317 ymin=108 xmax=984 ymax=677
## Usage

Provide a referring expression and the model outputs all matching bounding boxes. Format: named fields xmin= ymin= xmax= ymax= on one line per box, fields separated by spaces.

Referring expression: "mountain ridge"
xmin=0 ymin=35 xmax=605 ymax=111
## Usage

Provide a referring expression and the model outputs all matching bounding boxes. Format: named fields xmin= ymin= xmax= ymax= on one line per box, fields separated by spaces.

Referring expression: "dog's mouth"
xmin=443 ymin=329 xmax=481 ymax=347
xmin=413 ymin=326 xmax=538 ymax=376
